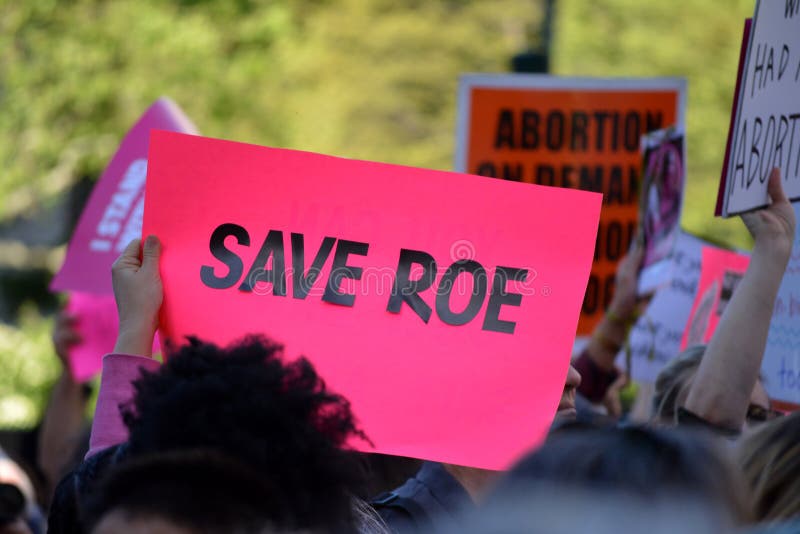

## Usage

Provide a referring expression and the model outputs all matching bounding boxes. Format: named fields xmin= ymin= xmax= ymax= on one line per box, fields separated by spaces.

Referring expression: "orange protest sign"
xmin=456 ymin=75 xmax=686 ymax=334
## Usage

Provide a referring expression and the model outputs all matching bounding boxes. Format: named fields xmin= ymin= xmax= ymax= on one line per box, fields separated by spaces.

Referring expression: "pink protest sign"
xmin=51 ymin=98 xmax=197 ymax=295
xmin=65 ymin=292 xmax=117 ymax=382
xmin=681 ymin=246 xmax=750 ymax=350
xmin=65 ymin=292 xmax=161 ymax=382
xmin=143 ymin=131 xmax=602 ymax=470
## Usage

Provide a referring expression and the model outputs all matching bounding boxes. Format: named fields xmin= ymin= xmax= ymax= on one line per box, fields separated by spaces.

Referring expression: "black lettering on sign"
xmin=387 ymin=248 xmax=437 ymax=323
xmin=773 ymin=115 xmax=790 ymax=172
xmin=760 ymin=115 xmax=777 ymax=183
xmin=579 ymin=166 xmax=603 ymax=194
xmin=603 ymin=274 xmax=616 ymax=310
xmin=607 ymin=167 xmax=624 ymax=205
xmin=645 ymin=111 xmax=664 ymax=132
xmin=475 ymin=162 xmax=523 ymax=181
xmin=748 ymin=117 xmax=763 ymax=189
xmin=239 ymin=230 xmax=287 ymax=296
xmin=522 ymin=110 xmax=540 ymax=149
xmin=322 ymin=239 xmax=370 ymax=307
xmin=778 ymin=45 xmax=790 ymax=80
xmin=751 ymin=43 xmax=767 ymax=98
xmin=733 ymin=119 xmax=747 ymax=191
xmin=201 ymin=223 xmax=250 ymax=289
xmin=435 ymin=260 xmax=487 ymax=326
xmin=787 ymin=0 xmax=799 ymax=18
xmin=571 ymin=111 xmax=589 ymax=151
xmin=583 ymin=275 xmax=599 ymax=315
xmin=546 ymin=111 xmax=565 ymax=151
xmin=628 ymin=165 xmax=640 ymax=204
xmin=475 ymin=161 xmax=497 ymax=177
xmin=624 ymin=111 xmax=641 ymax=152
xmin=536 ymin=164 xmax=555 ymax=186
xmin=605 ymin=221 xmax=623 ymax=261
xmin=482 ymin=266 xmax=528 ymax=334
xmin=291 ymin=233 xmax=336 ymax=299
xmin=495 ymin=109 xmax=516 ymax=149
xmin=593 ymin=111 xmax=610 ymax=151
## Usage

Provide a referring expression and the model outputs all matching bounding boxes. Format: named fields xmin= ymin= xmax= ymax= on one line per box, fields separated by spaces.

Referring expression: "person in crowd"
xmin=572 ymin=240 xmax=644 ymax=419
xmin=737 ymin=411 xmax=800 ymax=524
xmin=47 ymin=236 xmax=385 ymax=533
xmin=575 ymin=169 xmax=794 ymax=435
xmin=370 ymin=350 xmax=583 ymax=532
xmin=0 ymin=448 xmax=43 ymax=534
xmin=487 ymin=422 xmax=751 ymax=525
xmin=438 ymin=487 xmax=729 ymax=534
xmin=652 ymin=345 xmax=778 ymax=430
xmin=37 ymin=311 xmax=92 ymax=503
xmin=680 ymin=168 xmax=794 ymax=434
xmin=82 ymin=449 xmax=292 ymax=533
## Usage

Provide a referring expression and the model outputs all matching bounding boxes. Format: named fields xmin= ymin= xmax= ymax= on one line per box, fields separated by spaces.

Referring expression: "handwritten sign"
xmin=51 ymin=98 xmax=197 ymax=294
xmin=142 ymin=131 xmax=602 ymax=470
xmin=719 ymin=2 xmax=800 ymax=216
xmin=763 ymin=202 xmax=800 ymax=406
xmin=456 ymin=75 xmax=686 ymax=334
xmin=615 ymin=232 xmax=706 ymax=383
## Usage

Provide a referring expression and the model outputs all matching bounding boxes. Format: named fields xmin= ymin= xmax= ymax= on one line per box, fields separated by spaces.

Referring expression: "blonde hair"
xmin=737 ymin=411 xmax=800 ymax=522
xmin=652 ymin=345 xmax=706 ymax=424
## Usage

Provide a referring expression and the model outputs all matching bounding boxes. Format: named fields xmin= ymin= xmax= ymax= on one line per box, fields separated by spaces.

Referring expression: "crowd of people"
xmin=0 ymin=150 xmax=798 ymax=534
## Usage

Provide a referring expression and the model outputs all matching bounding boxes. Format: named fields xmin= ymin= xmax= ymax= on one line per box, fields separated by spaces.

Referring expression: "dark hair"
xmin=490 ymin=423 xmax=751 ymax=523
xmin=120 ymin=335 xmax=367 ymax=531
xmin=48 ymin=444 xmax=128 ymax=534
xmin=82 ymin=449 xmax=289 ymax=533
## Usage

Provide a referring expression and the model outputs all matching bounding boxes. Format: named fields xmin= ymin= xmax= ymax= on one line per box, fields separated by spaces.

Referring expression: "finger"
xmin=140 ymin=235 xmax=161 ymax=273
xmin=121 ymin=238 xmax=142 ymax=260
xmin=767 ymin=167 xmax=788 ymax=205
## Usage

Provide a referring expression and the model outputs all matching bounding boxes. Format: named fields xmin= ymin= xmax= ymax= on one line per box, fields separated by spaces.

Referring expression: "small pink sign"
xmin=51 ymin=98 xmax=197 ymax=294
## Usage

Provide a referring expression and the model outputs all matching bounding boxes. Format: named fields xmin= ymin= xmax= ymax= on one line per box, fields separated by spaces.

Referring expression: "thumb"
xmin=767 ymin=167 xmax=788 ymax=205
xmin=141 ymin=235 xmax=161 ymax=272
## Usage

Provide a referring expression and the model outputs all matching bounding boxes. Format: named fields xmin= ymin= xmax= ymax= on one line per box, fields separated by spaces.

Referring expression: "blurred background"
xmin=0 ymin=0 xmax=756 ymax=437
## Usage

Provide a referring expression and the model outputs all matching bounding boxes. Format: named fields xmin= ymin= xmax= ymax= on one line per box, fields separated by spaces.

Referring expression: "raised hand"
xmin=111 ymin=235 xmax=163 ymax=355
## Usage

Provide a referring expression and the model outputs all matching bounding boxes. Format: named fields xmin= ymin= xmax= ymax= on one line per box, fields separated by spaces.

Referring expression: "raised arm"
xmin=683 ymin=169 xmax=795 ymax=430
xmin=37 ymin=311 xmax=89 ymax=499
xmin=574 ymin=240 xmax=643 ymax=409
xmin=88 ymin=236 xmax=164 ymax=457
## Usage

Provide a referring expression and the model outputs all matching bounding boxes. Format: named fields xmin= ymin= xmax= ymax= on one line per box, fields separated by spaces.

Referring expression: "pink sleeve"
xmin=86 ymin=353 xmax=161 ymax=459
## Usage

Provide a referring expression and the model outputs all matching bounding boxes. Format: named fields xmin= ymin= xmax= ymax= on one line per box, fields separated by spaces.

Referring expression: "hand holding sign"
xmin=742 ymin=168 xmax=796 ymax=260
xmin=111 ymin=236 xmax=163 ymax=356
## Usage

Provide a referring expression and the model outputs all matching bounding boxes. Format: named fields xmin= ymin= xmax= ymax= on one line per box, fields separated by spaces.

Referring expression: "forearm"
xmin=585 ymin=305 xmax=631 ymax=371
xmin=684 ymin=242 xmax=788 ymax=428
xmin=38 ymin=372 xmax=88 ymax=491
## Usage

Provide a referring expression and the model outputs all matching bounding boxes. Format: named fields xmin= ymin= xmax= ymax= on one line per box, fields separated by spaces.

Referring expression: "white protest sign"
xmin=616 ymin=232 xmax=706 ymax=384
xmin=763 ymin=202 xmax=800 ymax=406
xmin=722 ymin=0 xmax=800 ymax=216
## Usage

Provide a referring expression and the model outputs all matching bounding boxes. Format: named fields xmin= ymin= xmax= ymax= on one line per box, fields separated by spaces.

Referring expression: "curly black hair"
xmin=81 ymin=449 xmax=291 ymax=533
xmin=120 ymin=335 xmax=369 ymax=532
